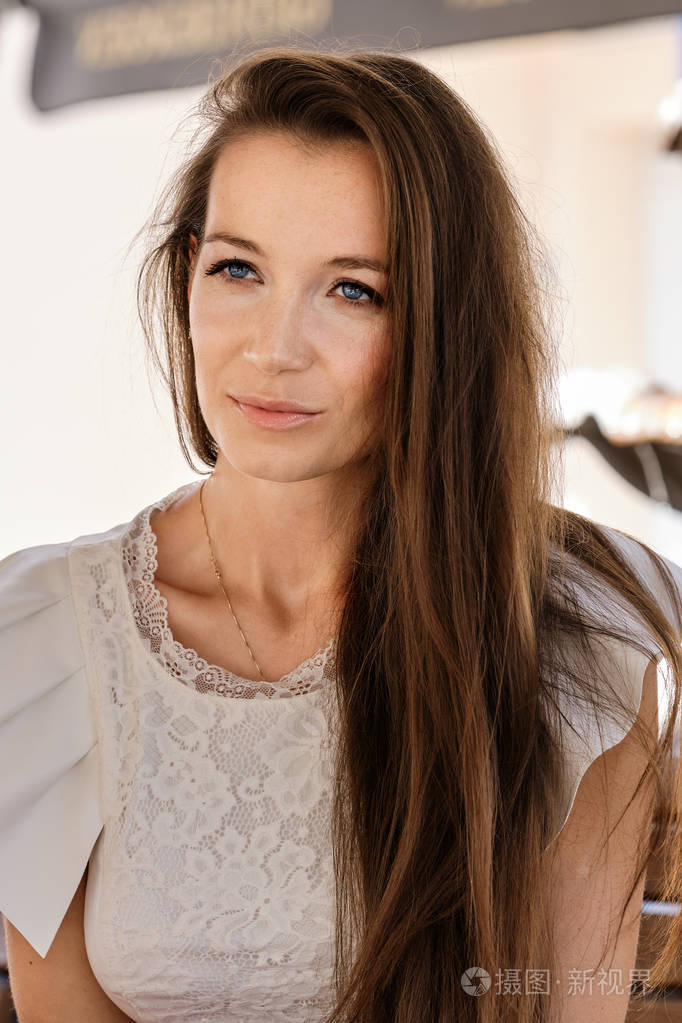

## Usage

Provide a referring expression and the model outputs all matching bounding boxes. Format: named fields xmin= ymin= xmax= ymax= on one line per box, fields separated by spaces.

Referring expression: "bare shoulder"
xmin=545 ymin=655 xmax=659 ymax=1022
xmin=5 ymin=866 xmax=132 ymax=1022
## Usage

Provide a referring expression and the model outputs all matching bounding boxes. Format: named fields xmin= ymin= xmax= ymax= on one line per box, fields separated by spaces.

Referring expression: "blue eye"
xmin=333 ymin=278 xmax=382 ymax=304
xmin=202 ymin=257 xmax=384 ymax=308
xmin=226 ymin=261 xmax=251 ymax=279
xmin=338 ymin=281 xmax=367 ymax=302
xmin=205 ymin=258 xmax=256 ymax=280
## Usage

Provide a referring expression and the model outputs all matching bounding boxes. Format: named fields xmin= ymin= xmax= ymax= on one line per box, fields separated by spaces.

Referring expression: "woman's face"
xmin=188 ymin=130 xmax=391 ymax=484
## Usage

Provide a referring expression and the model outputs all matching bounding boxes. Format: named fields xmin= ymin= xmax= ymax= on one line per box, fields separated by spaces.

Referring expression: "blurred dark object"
xmin=659 ymin=79 xmax=682 ymax=152
xmin=0 ymin=968 xmax=17 ymax=1023
xmin=3 ymin=0 xmax=682 ymax=111
xmin=565 ymin=415 xmax=682 ymax=510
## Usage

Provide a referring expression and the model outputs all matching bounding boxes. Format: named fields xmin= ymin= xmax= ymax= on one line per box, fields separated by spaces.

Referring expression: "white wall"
xmin=422 ymin=18 xmax=682 ymax=561
xmin=2 ymin=9 xmax=681 ymax=561
xmin=1 ymin=8 xmax=204 ymax=552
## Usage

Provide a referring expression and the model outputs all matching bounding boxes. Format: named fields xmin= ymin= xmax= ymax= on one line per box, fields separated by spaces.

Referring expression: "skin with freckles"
xmin=148 ymin=130 xmax=392 ymax=682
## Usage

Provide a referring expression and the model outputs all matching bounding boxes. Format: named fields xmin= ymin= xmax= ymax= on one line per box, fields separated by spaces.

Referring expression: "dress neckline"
xmin=118 ymin=479 xmax=337 ymax=700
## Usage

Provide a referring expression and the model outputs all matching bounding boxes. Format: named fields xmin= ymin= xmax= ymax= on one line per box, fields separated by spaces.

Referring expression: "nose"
xmin=242 ymin=288 xmax=312 ymax=374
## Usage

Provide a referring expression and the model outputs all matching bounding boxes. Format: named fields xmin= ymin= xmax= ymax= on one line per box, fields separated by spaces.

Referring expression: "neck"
xmin=199 ymin=454 xmax=371 ymax=626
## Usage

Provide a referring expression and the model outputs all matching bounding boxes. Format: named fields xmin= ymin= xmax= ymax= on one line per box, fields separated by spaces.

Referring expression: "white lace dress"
xmin=0 ymin=479 xmax=680 ymax=1023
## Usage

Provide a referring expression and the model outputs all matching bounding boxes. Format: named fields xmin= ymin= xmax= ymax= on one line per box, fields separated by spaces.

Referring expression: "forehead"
xmin=204 ymin=130 xmax=387 ymax=256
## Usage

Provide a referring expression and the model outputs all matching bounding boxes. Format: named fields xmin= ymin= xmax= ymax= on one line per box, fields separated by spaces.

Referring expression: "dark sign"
xmin=22 ymin=0 xmax=682 ymax=111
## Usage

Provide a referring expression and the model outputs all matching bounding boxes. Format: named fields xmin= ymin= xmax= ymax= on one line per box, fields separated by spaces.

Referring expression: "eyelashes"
xmin=203 ymin=258 xmax=384 ymax=309
xmin=205 ymin=258 xmax=255 ymax=282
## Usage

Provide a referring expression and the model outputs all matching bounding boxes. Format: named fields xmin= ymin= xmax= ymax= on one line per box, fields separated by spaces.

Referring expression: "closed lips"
xmin=230 ymin=394 xmax=320 ymax=413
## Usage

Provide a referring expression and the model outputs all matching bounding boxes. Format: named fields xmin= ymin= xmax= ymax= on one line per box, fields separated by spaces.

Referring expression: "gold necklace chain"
xmin=198 ymin=478 xmax=265 ymax=681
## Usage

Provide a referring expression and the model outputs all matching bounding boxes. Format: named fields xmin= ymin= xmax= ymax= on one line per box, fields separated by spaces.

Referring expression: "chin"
xmin=225 ymin=450 xmax=338 ymax=484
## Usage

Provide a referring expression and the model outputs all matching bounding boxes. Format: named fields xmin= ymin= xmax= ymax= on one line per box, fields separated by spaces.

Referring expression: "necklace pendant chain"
xmin=199 ymin=478 xmax=265 ymax=681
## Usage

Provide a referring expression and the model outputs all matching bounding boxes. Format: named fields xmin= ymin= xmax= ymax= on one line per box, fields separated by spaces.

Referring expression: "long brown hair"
xmin=136 ymin=46 xmax=682 ymax=1022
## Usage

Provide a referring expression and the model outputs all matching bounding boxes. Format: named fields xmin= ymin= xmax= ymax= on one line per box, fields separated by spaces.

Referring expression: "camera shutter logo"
xmin=461 ymin=967 xmax=491 ymax=996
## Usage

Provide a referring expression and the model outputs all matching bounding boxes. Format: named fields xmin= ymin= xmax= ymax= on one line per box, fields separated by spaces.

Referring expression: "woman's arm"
xmin=546 ymin=656 xmax=660 ymax=1023
xmin=4 ymin=866 xmax=132 ymax=1023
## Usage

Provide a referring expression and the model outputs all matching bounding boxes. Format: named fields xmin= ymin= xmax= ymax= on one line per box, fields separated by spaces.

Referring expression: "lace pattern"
xmin=65 ymin=490 xmax=341 ymax=1021
xmin=120 ymin=480 xmax=337 ymax=700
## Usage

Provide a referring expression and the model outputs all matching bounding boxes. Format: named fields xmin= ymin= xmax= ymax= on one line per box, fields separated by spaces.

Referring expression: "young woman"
xmin=1 ymin=47 xmax=681 ymax=1023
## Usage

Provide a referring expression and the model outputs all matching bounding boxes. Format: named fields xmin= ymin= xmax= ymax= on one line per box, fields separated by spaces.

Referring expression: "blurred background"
xmin=2 ymin=3 xmax=682 ymax=561
xmin=1 ymin=1 xmax=682 ymax=1019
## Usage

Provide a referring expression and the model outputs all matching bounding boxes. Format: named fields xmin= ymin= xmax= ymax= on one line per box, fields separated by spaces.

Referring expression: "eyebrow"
xmin=202 ymin=231 xmax=388 ymax=275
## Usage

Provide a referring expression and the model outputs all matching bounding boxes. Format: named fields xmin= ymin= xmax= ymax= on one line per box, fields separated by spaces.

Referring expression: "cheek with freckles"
xmin=333 ymin=333 xmax=391 ymax=458
xmin=188 ymin=307 xmax=390 ymax=476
